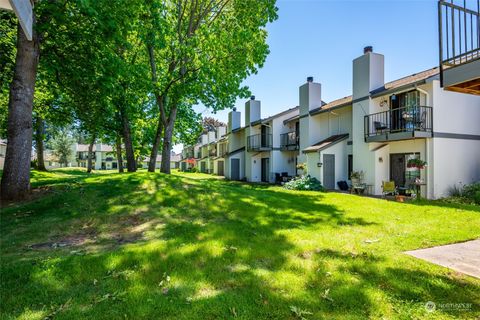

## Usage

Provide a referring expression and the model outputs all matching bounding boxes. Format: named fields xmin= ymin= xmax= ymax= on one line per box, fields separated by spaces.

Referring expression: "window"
xmin=348 ymin=155 xmax=353 ymax=180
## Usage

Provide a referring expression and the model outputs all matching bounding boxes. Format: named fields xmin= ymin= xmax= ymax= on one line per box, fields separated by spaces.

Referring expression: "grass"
xmin=1 ymin=168 xmax=479 ymax=319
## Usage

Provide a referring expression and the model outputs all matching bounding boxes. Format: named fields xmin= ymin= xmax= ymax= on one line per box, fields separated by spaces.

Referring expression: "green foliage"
xmin=283 ymin=175 xmax=324 ymax=191
xmin=51 ymin=130 xmax=75 ymax=166
xmin=446 ymin=182 xmax=480 ymax=205
xmin=1 ymin=170 xmax=479 ymax=319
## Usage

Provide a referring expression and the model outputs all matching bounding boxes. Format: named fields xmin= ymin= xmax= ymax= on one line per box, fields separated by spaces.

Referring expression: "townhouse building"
xmin=181 ymin=47 xmax=480 ymax=199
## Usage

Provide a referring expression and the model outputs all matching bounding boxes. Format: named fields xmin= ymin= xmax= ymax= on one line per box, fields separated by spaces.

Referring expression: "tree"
xmin=202 ymin=117 xmax=226 ymax=133
xmin=51 ymin=129 xmax=74 ymax=167
xmin=0 ymin=4 xmax=40 ymax=200
xmin=144 ymin=0 xmax=278 ymax=174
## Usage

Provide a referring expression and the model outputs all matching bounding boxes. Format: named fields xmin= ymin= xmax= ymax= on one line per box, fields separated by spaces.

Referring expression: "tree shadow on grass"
xmin=1 ymin=172 xmax=477 ymax=319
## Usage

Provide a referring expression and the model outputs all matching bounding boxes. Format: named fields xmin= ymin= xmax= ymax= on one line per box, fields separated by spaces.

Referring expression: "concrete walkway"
xmin=405 ymin=239 xmax=480 ymax=279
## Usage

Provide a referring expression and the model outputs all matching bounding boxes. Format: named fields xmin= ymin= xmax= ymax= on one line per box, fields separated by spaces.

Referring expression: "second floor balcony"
xmin=247 ymin=134 xmax=272 ymax=152
xmin=280 ymin=131 xmax=299 ymax=150
xmin=438 ymin=0 xmax=480 ymax=94
xmin=364 ymin=106 xmax=433 ymax=142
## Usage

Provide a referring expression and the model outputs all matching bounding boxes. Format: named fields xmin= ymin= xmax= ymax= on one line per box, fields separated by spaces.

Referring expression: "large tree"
xmin=145 ymin=0 xmax=277 ymax=173
xmin=0 ymin=4 xmax=40 ymax=200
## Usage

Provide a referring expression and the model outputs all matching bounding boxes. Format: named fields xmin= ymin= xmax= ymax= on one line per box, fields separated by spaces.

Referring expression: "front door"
xmin=323 ymin=154 xmax=335 ymax=189
xmin=231 ymin=158 xmax=240 ymax=180
xmin=200 ymin=162 xmax=206 ymax=173
xmin=261 ymin=158 xmax=270 ymax=182
xmin=390 ymin=154 xmax=406 ymax=187
xmin=218 ymin=161 xmax=224 ymax=176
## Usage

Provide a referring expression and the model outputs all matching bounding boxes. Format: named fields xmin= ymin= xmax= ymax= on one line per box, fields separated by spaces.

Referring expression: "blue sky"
xmin=179 ymin=0 xmax=441 ymax=152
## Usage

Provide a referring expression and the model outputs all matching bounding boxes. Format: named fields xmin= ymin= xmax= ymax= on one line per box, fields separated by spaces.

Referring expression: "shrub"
xmin=463 ymin=182 xmax=480 ymax=205
xmin=445 ymin=182 xmax=480 ymax=205
xmin=283 ymin=175 xmax=324 ymax=191
xmin=190 ymin=167 xmax=198 ymax=173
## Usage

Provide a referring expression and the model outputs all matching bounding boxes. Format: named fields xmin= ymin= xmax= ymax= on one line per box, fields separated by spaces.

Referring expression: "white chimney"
xmin=207 ymin=131 xmax=216 ymax=142
xmin=299 ymin=77 xmax=322 ymax=116
xmin=228 ymin=108 xmax=241 ymax=132
xmin=217 ymin=126 xmax=226 ymax=138
xmin=352 ymin=46 xmax=384 ymax=100
xmin=245 ymin=95 xmax=261 ymax=124
xmin=201 ymin=134 xmax=208 ymax=145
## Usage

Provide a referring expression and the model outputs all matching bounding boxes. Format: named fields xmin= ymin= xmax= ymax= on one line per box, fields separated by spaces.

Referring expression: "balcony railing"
xmin=247 ymin=134 xmax=272 ymax=151
xmin=280 ymin=131 xmax=299 ymax=150
xmin=364 ymin=106 xmax=433 ymax=142
xmin=209 ymin=149 xmax=217 ymax=157
xmin=438 ymin=1 xmax=480 ymax=70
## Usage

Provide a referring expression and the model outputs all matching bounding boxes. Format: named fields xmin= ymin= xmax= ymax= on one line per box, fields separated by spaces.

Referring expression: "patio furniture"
xmin=382 ymin=181 xmax=397 ymax=198
xmin=351 ymin=183 xmax=367 ymax=195
xmin=374 ymin=121 xmax=388 ymax=133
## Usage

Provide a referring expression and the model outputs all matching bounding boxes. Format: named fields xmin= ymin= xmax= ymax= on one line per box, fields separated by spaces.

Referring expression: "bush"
xmin=283 ymin=175 xmax=324 ymax=191
xmin=445 ymin=182 xmax=480 ymax=205
xmin=190 ymin=167 xmax=198 ymax=173
xmin=463 ymin=182 xmax=480 ymax=205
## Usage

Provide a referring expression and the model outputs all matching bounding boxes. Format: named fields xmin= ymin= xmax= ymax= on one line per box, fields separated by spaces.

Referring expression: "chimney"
xmin=245 ymin=96 xmax=261 ymax=124
xmin=228 ymin=108 xmax=241 ymax=132
xmin=217 ymin=126 xmax=226 ymax=138
xmin=299 ymin=77 xmax=321 ymax=116
xmin=201 ymin=134 xmax=208 ymax=145
xmin=207 ymin=130 xmax=216 ymax=142
xmin=353 ymin=47 xmax=384 ymax=100
xmin=363 ymin=46 xmax=373 ymax=54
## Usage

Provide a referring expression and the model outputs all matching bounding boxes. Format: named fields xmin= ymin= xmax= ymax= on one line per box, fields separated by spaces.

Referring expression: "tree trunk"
xmin=160 ymin=106 xmax=177 ymax=174
xmin=119 ymin=105 xmax=136 ymax=172
xmin=115 ymin=134 xmax=124 ymax=173
xmin=35 ymin=115 xmax=47 ymax=171
xmin=0 ymin=19 xmax=40 ymax=201
xmin=148 ymin=110 xmax=164 ymax=172
xmin=87 ymin=135 xmax=95 ymax=173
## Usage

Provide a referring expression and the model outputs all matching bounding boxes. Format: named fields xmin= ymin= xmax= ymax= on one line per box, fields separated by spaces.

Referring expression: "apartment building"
xmin=181 ymin=48 xmax=480 ymax=199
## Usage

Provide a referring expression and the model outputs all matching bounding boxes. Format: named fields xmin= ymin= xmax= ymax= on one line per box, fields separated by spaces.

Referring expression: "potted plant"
xmin=296 ymin=162 xmax=307 ymax=176
xmin=350 ymin=170 xmax=364 ymax=185
xmin=407 ymin=158 xmax=427 ymax=170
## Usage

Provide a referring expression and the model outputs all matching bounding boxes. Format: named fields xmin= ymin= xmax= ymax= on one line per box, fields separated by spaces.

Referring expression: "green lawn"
xmin=1 ymin=169 xmax=479 ymax=319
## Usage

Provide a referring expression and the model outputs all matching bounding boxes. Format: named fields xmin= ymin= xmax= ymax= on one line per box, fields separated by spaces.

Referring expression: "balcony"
xmin=280 ymin=132 xmax=299 ymax=150
xmin=247 ymin=134 xmax=272 ymax=152
xmin=209 ymin=149 xmax=217 ymax=157
xmin=438 ymin=0 xmax=480 ymax=95
xmin=364 ymin=106 xmax=433 ymax=142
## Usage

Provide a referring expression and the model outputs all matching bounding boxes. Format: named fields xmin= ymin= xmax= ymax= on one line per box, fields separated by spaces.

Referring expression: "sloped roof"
xmin=310 ymin=96 xmax=353 ymax=116
xmin=252 ymin=106 xmax=300 ymax=125
xmin=371 ymin=67 xmax=440 ymax=96
xmin=302 ymin=134 xmax=349 ymax=153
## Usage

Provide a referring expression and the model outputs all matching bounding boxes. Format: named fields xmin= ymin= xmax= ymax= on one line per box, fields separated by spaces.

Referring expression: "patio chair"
xmin=415 ymin=111 xmax=427 ymax=130
xmin=374 ymin=121 xmax=388 ymax=133
xmin=382 ymin=181 xmax=397 ymax=198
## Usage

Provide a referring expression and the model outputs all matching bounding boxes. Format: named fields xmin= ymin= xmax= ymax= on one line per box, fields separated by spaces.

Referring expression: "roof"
xmin=309 ymin=96 xmax=353 ymax=116
xmin=143 ymin=153 xmax=181 ymax=163
xmin=370 ymin=67 xmax=439 ymax=97
xmin=76 ymin=144 xmax=114 ymax=152
xmin=252 ymin=106 xmax=300 ymax=126
xmin=302 ymin=134 xmax=349 ymax=153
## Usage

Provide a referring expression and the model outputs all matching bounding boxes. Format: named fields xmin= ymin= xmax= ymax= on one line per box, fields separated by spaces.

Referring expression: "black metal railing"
xmin=218 ymin=146 xmax=227 ymax=157
xmin=209 ymin=148 xmax=217 ymax=157
xmin=280 ymin=131 xmax=299 ymax=150
xmin=438 ymin=0 xmax=480 ymax=80
xmin=364 ymin=106 xmax=433 ymax=139
xmin=247 ymin=134 xmax=272 ymax=151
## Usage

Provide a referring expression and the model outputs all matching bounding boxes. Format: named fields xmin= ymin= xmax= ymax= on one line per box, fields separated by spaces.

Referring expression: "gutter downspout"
xmin=416 ymin=86 xmax=432 ymax=199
